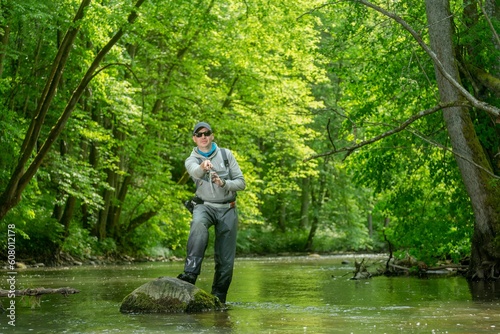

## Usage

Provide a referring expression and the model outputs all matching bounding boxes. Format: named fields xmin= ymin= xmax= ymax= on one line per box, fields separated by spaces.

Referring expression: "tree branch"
xmin=326 ymin=118 xmax=337 ymax=151
xmin=126 ymin=210 xmax=158 ymax=233
xmin=406 ymin=128 xmax=499 ymax=179
xmin=304 ymin=102 xmax=461 ymax=161
xmin=479 ymin=0 xmax=500 ymax=49
xmin=467 ymin=65 xmax=500 ymax=96
xmin=0 ymin=0 xmax=92 ymax=218
xmin=354 ymin=0 xmax=500 ymax=118
xmin=304 ymin=0 xmax=500 ymax=119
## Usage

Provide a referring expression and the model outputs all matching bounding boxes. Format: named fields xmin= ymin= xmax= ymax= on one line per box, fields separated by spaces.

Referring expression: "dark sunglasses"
xmin=194 ymin=130 xmax=212 ymax=137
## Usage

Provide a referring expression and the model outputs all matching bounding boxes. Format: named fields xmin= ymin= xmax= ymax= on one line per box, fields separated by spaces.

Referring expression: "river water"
xmin=2 ymin=254 xmax=500 ymax=333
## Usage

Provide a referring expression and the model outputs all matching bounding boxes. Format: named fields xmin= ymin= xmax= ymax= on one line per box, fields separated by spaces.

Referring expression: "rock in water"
xmin=120 ymin=276 xmax=223 ymax=313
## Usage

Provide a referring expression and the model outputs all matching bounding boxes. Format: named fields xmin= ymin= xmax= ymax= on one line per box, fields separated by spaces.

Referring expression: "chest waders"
xmin=179 ymin=148 xmax=237 ymax=304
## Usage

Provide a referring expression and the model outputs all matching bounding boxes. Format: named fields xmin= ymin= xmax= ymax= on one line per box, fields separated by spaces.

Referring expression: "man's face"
xmin=192 ymin=127 xmax=214 ymax=151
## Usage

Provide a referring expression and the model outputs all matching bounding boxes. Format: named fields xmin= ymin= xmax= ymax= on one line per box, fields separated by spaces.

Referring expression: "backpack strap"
xmin=220 ymin=148 xmax=229 ymax=168
xmin=220 ymin=148 xmax=232 ymax=180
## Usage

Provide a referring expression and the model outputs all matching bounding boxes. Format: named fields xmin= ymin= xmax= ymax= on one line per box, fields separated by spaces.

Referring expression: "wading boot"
xmin=177 ymin=272 xmax=197 ymax=284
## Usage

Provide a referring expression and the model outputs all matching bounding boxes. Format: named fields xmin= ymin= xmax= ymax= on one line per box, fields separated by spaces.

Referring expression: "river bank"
xmin=6 ymin=251 xmax=372 ymax=269
xmin=4 ymin=251 xmax=468 ymax=280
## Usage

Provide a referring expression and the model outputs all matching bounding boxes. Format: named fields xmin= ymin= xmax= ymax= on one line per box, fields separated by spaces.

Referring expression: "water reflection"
xmin=199 ymin=310 xmax=235 ymax=333
xmin=469 ymin=280 xmax=500 ymax=301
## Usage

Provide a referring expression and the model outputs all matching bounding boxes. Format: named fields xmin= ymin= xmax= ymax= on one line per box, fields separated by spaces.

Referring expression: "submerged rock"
xmin=120 ymin=276 xmax=222 ymax=313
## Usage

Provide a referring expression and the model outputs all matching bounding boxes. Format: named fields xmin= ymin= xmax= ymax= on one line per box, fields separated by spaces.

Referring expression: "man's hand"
xmin=210 ymin=171 xmax=225 ymax=187
xmin=200 ymin=160 xmax=213 ymax=171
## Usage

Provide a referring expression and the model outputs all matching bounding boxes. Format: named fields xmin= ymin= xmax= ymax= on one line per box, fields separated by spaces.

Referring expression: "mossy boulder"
xmin=120 ymin=276 xmax=223 ymax=313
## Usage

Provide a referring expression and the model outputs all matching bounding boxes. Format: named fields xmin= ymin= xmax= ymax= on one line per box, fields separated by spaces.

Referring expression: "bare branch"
xmin=479 ymin=0 xmax=500 ymax=49
xmin=326 ymin=118 xmax=337 ymax=151
xmin=406 ymin=129 xmax=499 ymax=179
xmin=304 ymin=103 xmax=461 ymax=161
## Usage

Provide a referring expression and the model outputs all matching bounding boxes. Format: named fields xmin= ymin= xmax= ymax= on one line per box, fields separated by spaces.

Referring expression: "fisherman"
xmin=177 ymin=121 xmax=246 ymax=304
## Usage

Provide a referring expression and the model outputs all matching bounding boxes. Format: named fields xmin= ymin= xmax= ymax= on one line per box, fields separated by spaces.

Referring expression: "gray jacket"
xmin=185 ymin=145 xmax=246 ymax=203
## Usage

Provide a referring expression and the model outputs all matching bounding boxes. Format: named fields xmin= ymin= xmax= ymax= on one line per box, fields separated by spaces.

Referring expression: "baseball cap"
xmin=193 ymin=122 xmax=212 ymax=134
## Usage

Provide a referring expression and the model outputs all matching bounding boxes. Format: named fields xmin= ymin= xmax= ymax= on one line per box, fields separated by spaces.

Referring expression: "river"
xmin=2 ymin=254 xmax=500 ymax=333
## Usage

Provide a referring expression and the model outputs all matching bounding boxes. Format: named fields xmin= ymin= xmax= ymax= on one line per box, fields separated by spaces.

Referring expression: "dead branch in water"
xmin=0 ymin=287 xmax=80 ymax=297
xmin=352 ymin=258 xmax=373 ymax=280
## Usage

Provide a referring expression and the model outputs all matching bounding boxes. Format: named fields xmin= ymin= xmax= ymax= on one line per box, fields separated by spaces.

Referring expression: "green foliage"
xmin=61 ymin=224 xmax=98 ymax=259
xmin=237 ymin=227 xmax=310 ymax=254
xmin=311 ymin=229 xmax=368 ymax=253
xmin=377 ymin=169 xmax=474 ymax=265
xmin=96 ymin=238 xmax=118 ymax=257
xmin=0 ymin=109 xmax=23 ymax=189
xmin=457 ymin=16 xmax=500 ymax=67
xmin=9 ymin=212 xmax=64 ymax=263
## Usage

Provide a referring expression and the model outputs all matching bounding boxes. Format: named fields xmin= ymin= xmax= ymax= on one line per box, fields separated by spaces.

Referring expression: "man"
xmin=177 ymin=121 xmax=246 ymax=304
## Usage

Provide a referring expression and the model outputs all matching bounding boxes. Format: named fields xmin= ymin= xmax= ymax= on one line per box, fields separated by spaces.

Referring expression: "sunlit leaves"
xmin=48 ymin=153 xmax=106 ymax=211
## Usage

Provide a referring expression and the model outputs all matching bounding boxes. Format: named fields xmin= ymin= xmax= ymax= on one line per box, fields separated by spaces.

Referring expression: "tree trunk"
xmin=0 ymin=22 xmax=10 ymax=78
xmin=305 ymin=166 xmax=327 ymax=251
xmin=96 ymin=169 xmax=115 ymax=240
xmin=83 ymin=107 xmax=100 ymax=230
xmin=299 ymin=177 xmax=310 ymax=229
xmin=425 ymin=0 xmax=500 ymax=280
xmin=277 ymin=195 xmax=287 ymax=232
xmin=125 ymin=210 xmax=158 ymax=234
xmin=109 ymin=173 xmax=132 ymax=238
xmin=368 ymin=213 xmax=373 ymax=238
xmin=60 ymin=195 xmax=77 ymax=238
xmin=305 ymin=218 xmax=318 ymax=252
xmin=55 ymin=193 xmax=76 ymax=256
xmin=106 ymin=126 xmax=128 ymax=238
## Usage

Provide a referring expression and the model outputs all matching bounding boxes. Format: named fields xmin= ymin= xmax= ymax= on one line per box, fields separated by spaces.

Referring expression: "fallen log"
xmin=350 ymin=258 xmax=467 ymax=278
xmin=427 ymin=264 xmax=469 ymax=271
xmin=389 ymin=263 xmax=410 ymax=271
xmin=0 ymin=287 xmax=80 ymax=297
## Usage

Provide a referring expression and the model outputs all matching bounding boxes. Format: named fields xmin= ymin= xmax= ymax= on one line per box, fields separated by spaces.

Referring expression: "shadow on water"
xmin=2 ymin=255 xmax=500 ymax=333
xmin=469 ymin=280 xmax=500 ymax=301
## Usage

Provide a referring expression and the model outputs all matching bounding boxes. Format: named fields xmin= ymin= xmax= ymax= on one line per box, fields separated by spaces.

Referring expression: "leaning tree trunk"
xmin=425 ymin=0 xmax=500 ymax=280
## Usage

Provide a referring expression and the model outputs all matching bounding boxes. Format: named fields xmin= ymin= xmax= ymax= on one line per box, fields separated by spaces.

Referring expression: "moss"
xmin=120 ymin=287 xmax=222 ymax=314
xmin=487 ymin=179 xmax=500 ymax=230
xmin=185 ymin=290 xmax=222 ymax=313
xmin=120 ymin=292 xmax=187 ymax=313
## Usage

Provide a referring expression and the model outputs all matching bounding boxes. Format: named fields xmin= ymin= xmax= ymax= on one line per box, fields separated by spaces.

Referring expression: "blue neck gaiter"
xmin=198 ymin=143 xmax=217 ymax=157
